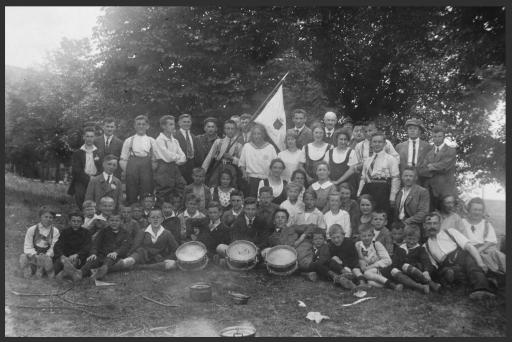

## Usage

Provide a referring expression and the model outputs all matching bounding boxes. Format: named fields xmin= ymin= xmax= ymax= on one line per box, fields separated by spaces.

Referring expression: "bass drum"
xmin=175 ymin=241 xmax=209 ymax=271
xmin=226 ymin=240 xmax=258 ymax=271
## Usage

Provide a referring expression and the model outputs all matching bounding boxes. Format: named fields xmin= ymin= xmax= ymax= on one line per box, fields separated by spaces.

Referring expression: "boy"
xmin=256 ymin=186 xmax=280 ymax=228
xmin=142 ymin=193 xmax=156 ymax=218
xmin=84 ymin=154 xmax=122 ymax=210
xmin=390 ymin=221 xmax=405 ymax=257
xmin=82 ymin=200 xmax=101 ymax=229
xmin=68 ymin=126 xmax=102 ymax=209
xmin=323 ymin=224 xmax=359 ymax=288
xmin=120 ymin=208 xmax=179 ymax=271
xmin=170 ymin=191 xmax=184 ymax=215
xmin=174 ymin=113 xmax=198 ymax=184
xmin=371 ymin=210 xmax=394 ymax=256
xmin=87 ymin=196 xmax=115 ymax=238
xmin=63 ymin=212 xmax=131 ymax=281
xmin=120 ymin=205 xmax=145 ymax=255
xmin=95 ymin=117 xmax=123 ymax=179
xmin=300 ymin=228 xmax=331 ymax=280
xmin=119 ymin=115 xmax=157 ymax=205
xmin=229 ymin=197 xmax=266 ymax=246
xmin=195 ymin=117 xmax=220 ymax=167
xmin=390 ymin=225 xmax=440 ymax=294
xmin=189 ymin=202 xmax=231 ymax=257
xmin=53 ymin=212 xmax=92 ymax=280
xmin=131 ymin=202 xmax=148 ymax=230
xmin=323 ymin=193 xmax=351 ymax=238
xmin=178 ymin=194 xmax=206 ymax=242
xmin=280 ymin=182 xmax=305 ymax=226
xmin=290 ymin=109 xmax=313 ymax=149
xmin=288 ymin=190 xmax=326 ymax=229
xmin=161 ymin=201 xmax=182 ymax=245
xmin=184 ymin=167 xmax=211 ymax=213
xmin=353 ymin=225 xmax=403 ymax=291
xmin=221 ymin=190 xmax=244 ymax=227
xmin=19 ymin=206 xmax=61 ymax=278
xmin=153 ymin=115 xmax=187 ymax=205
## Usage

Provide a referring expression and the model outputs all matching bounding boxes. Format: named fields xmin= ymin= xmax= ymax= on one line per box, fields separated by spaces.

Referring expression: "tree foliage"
xmin=5 ymin=6 xmax=505 ymax=185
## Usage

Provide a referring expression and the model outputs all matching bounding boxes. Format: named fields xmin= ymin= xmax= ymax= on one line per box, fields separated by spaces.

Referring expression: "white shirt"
xmin=324 ymin=209 xmax=351 ymax=237
xmin=180 ymin=128 xmax=194 ymax=152
xmin=145 ymin=225 xmax=165 ymax=244
xmin=325 ymin=128 xmax=335 ymax=138
xmin=303 ymin=143 xmax=331 ymax=161
xmin=398 ymin=187 xmax=412 ymax=220
xmin=354 ymin=139 xmax=400 ymax=164
xmin=425 ymin=228 xmax=469 ymax=264
xmin=358 ymin=150 xmax=400 ymax=200
xmin=407 ymin=138 xmax=420 ymax=166
xmin=258 ymin=178 xmax=285 ymax=200
xmin=324 ymin=147 xmax=358 ymax=166
xmin=278 ymin=149 xmax=306 ymax=181
xmin=154 ymin=133 xmax=186 ymax=164
xmin=311 ymin=180 xmax=334 ymax=191
xmin=239 ymin=142 xmax=277 ymax=179
xmin=294 ymin=125 xmax=305 ymax=134
xmin=23 ymin=223 xmax=60 ymax=257
xmin=120 ymin=134 xmax=155 ymax=159
xmin=462 ymin=219 xmax=497 ymax=245
xmin=80 ymin=145 xmax=98 ymax=176
xmin=433 ymin=143 xmax=445 ymax=155
xmin=103 ymin=172 xmax=113 ymax=183
xmin=280 ymin=199 xmax=305 ymax=226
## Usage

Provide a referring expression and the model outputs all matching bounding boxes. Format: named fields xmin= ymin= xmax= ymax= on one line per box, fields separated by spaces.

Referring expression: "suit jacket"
xmin=323 ymin=129 xmax=337 ymax=146
xmin=395 ymin=139 xmax=432 ymax=174
xmin=394 ymin=184 xmax=430 ymax=228
xmin=293 ymin=126 xmax=314 ymax=149
xmin=84 ymin=173 xmax=123 ymax=211
xmin=417 ymin=144 xmax=456 ymax=198
xmin=230 ymin=214 xmax=267 ymax=247
xmin=174 ymin=129 xmax=200 ymax=166
xmin=67 ymin=149 xmax=102 ymax=195
xmin=94 ymin=135 xmax=123 ymax=177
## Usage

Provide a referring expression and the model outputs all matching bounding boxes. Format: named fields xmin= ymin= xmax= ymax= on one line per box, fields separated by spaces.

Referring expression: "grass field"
xmin=4 ymin=173 xmax=507 ymax=337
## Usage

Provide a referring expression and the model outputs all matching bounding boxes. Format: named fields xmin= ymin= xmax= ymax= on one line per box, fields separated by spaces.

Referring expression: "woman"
xmin=324 ymin=128 xmax=357 ymax=192
xmin=302 ymin=123 xmax=332 ymax=183
xmin=307 ymin=161 xmax=337 ymax=211
xmin=439 ymin=194 xmax=465 ymax=233
xmin=210 ymin=169 xmax=236 ymax=210
xmin=278 ymin=130 xmax=306 ymax=182
xmin=238 ymin=123 xmax=278 ymax=198
xmin=202 ymin=119 xmax=243 ymax=188
xmin=356 ymin=194 xmax=375 ymax=239
xmin=258 ymin=158 xmax=288 ymax=205
xmin=291 ymin=169 xmax=308 ymax=203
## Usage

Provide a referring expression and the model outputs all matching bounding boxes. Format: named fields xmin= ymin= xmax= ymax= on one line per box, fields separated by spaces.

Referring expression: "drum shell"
xmin=226 ymin=240 xmax=258 ymax=271
xmin=190 ymin=282 xmax=212 ymax=302
xmin=176 ymin=241 xmax=209 ymax=271
xmin=265 ymin=245 xmax=298 ymax=276
xmin=219 ymin=325 xmax=256 ymax=337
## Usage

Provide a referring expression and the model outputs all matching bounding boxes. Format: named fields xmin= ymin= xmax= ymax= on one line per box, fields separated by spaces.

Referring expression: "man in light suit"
xmin=290 ymin=108 xmax=313 ymax=149
xmin=418 ymin=125 xmax=456 ymax=210
xmin=174 ymin=113 xmax=199 ymax=184
xmin=395 ymin=118 xmax=432 ymax=185
xmin=85 ymin=154 xmax=123 ymax=211
xmin=394 ymin=166 xmax=430 ymax=241
xmin=94 ymin=117 xmax=123 ymax=179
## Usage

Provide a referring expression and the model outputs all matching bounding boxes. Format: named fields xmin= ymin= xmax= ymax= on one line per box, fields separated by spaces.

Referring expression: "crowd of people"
xmin=19 ymin=110 xmax=505 ymax=302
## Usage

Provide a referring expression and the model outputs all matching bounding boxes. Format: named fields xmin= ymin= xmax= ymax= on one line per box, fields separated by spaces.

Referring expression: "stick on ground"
xmin=10 ymin=287 xmax=73 ymax=297
xmin=142 ymin=295 xmax=179 ymax=307
xmin=8 ymin=304 xmax=111 ymax=319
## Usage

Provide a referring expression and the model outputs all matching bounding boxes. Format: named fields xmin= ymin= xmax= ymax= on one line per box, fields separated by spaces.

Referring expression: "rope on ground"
xmin=142 ymin=295 xmax=179 ymax=307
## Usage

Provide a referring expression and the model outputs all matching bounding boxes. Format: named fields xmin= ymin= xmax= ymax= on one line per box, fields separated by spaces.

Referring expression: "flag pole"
xmin=250 ymin=71 xmax=290 ymax=122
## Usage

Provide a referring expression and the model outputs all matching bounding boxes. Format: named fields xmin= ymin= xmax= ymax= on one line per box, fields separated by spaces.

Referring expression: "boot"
xmin=393 ymin=272 xmax=429 ymax=294
xmin=303 ymin=272 xmax=318 ymax=282
xmin=63 ymin=258 xmax=82 ymax=282
xmin=384 ymin=280 xmax=403 ymax=291
xmin=428 ymin=281 xmax=442 ymax=292
xmin=404 ymin=265 xmax=429 ymax=283
xmin=331 ymin=273 xmax=356 ymax=290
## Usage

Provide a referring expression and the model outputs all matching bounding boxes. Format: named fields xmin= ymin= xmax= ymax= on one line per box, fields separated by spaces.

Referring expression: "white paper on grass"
xmin=341 ymin=297 xmax=376 ymax=307
xmin=253 ymin=85 xmax=287 ymax=151
xmin=298 ymin=300 xmax=307 ymax=307
xmin=306 ymin=311 xmax=330 ymax=323
xmin=95 ymin=280 xmax=117 ymax=286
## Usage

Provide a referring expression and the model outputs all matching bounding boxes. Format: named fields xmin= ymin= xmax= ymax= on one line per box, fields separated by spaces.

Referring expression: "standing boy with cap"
xmin=174 ymin=113 xmax=198 ymax=184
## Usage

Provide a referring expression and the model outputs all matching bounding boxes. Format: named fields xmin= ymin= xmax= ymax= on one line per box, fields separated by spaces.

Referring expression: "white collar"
xmin=373 ymin=150 xmax=386 ymax=157
xmin=37 ymin=223 xmax=53 ymax=231
xmin=409 ymin=138 xmax=420 ymax=143
xmin=183 ymin=210 xmax=199 ymax=218
xmin=103 ymin=172 xmax=113 ymax=182
xmin=134 ymin=133 xmax=147 ymax=138
xmin=180 ymin=128 xmax=190 ymax=135
xmin=104 ymin=134 xmax=113 ymax=141
xmin=232 ymin=208 xmax=243 ymax=216
xmin=80 ymin=144 xmax=97 ymax=152
xmin=164 ymin=212 xmax=176 ymax=219
xmin=245 ymin=215 xmax=255 ymax=225
xmin=435 ymin=143 xmax=445 ymax=150
xmin=158 ymin=132 xmax=174 ymax=141
xmin=145 ymin=225 xmax=164 ymax=237
xmin=400 ymin=242 xmax=419 ymax=251
xmin=294 ymin=125 xmax=305 ymax=132
xmin=311 ymin=181 xmax=333 ymax=190
xmin=325 ymin=128 xmax=335 ymax=134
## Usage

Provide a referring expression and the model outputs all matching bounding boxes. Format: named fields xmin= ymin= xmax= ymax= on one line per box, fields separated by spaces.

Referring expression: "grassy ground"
xmin=4 ymin=173 xmax=507 ymax=337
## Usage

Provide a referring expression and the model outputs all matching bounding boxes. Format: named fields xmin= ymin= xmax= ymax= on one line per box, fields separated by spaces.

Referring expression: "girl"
xmin=258 ymin=158 xmax=288 ymax=205
xmin=210 ymin=169 xmax=236 ymax=210
xmin=339 ymin=182 xmax=361 ymax=238
xmin=239 ymin=123 xmax=278 ymax=198
xmin=357 ymin=194 xmax=375 ymax=237
xmin=324 ymin=128 xmax=357 ymax=192
xmin=277 ymin=130 xmax=306 ymax=182
xmin=291 ymin=169 xmax=308 ymax=202
xmin=307 ymin=161 xmax=337 ymax=211
xmin=302 ymin=123 xmax=332 ymax=183
xmin=323 ymin=192 xmax=351 ymax=238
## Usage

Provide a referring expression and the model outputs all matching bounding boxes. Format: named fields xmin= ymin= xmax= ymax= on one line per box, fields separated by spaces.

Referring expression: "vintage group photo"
xmin=5 ymin=5 xmax=506 ymax=337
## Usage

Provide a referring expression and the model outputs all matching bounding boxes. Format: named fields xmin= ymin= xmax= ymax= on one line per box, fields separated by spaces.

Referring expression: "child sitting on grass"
xmin=323 ymin=192 xmax=351 ymax=238
xmin=161 ymin=200 xmax=182 ymax=245
xmin=53 ymin=212 xmax=92 ymax=280
xmin=371 ymin=210 xmax=394 ymax=256
xmin=353 ymin=224 xmax=403 ymax=291
xmin=390 ymin=221 xmax=405 ymax=256
xmin=19 ymin=206 xmax=61 ymax=278
xmin=141 ymin=193 xmax=156 ymax=218
xmin=325 ymin=224 xmax=359 ymax=289
xmin=131 ymin=202 xmax=148 ymax=230
xmin=120 ymin=208 xmax=179 ymax=271
xmin=87 ymin=196 xmax=115 ymax=239
xmin=256 ymin=186 xmax=280 ymax=228
xmin=389 ymin=225 xmax=441 ymax=294
xmin=82 ymin=200 xmax=101 ymax=229
xmin=280 ymin=182 xmax=305 ymax=226
xmin=63 ymin=212 xmax=131 ymax=281
xmin=288 ymin=190 xmax=326 ymax=229
xmin=178 ymin=193 xmax=206 ymax=242
xmin=184 ymin=167 xmax=212 ymax=213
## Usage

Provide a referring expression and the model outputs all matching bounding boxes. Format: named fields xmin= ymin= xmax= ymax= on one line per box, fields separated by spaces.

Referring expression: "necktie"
xmin=368 ymin=143 xmax=374 ymax=157
xmin=295 ymin=128 xmax=300 ymax=135
xmin=399 ymin=190 xmax=406 ymax=220
xmin=367 ymin=154 xmax=377 ymax=180
xmin=471 ymin=225 xmax=476 ymax=233
xmin=412 ymin=140 xmax=417 ymax=167
xmin=107 ymin=175 xmax=112 ymax=185
xmin=185 ymin=131 xmax=193 ymax=159
xmin=248 ymin=218 xmax=253 ymax=229
xmin=435 ymin=146 xmax=439 ymax=155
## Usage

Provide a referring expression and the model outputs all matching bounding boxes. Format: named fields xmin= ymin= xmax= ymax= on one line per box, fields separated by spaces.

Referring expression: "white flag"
xmin=253 ymin=85 xmax=286 ymax=151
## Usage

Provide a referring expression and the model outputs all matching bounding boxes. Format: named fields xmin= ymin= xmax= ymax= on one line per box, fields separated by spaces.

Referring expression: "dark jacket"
xmin=174 ymin=129 xmax=199 ymax=165
xmin=53 ymin=226 xmax=92 ymax=261
xmin=310 ymin=243 xmax=331 ymax=265
xmin=418 ymin=144 xmax=457 ymax=198
xmin=162 ymin=216 xmax=182 ymax=245
xmin=374 ymin=227 xmax=394 ymax=256
xmin=293 ymin=126 xmax=314 ymax=150
xmin=328 ymin=238 xmax=359 ymax=269
xmin=230 ymin=213 xmax=267 ymax=247
xmin=133 ymin=229 xmax=179 ymax=260
xmin=94 ymin=135 xmax=123 ymax=160
xmin=67 ymin=149 xmax=102 ymax=195
xmin=394 ymin=184 xmax=430 ymax=227
xmin=188 ymin=217 xmax=231 ymax=255
xmin=91 ymin=227 xmax=131 ymax=258
xmin=84 ymin=173 xmax=123 ymax=211
xmin=392 ymin=244 xmax=434 ymax=273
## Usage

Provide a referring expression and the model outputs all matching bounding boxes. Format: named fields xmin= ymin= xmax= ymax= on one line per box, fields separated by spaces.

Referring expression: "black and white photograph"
xmin=4 ymin=5 xmax=506 ymax=337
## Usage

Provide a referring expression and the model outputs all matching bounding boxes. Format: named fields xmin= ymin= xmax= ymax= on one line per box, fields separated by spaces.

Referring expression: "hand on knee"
xmin=402 ymin=263 xmax=411 ymax=273
xmin=123 ymin=257 xmax=136 ymax=267
xmin=390 ymin=268 xmax=401 ymax=277
xmin=163 ymin=259 xmax=176 ymax=270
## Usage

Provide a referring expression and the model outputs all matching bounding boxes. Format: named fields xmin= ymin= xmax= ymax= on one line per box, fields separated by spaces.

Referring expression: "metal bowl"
xmin=228 ymin=291 xmax=250 ymax=305
xmin=189 ymin=282 xmax=212 ymax=302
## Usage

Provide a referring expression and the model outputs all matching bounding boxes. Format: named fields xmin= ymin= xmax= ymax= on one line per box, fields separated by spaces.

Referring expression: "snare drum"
xmin=226 ymin=240 xmax=258 ymax=271
xmin=265 ymin=245 xmax=298 ymax=276
xmin=175 ymin=241 xmax=209 ymax=271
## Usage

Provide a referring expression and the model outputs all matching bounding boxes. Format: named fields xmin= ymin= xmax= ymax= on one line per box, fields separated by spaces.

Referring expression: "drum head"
xmin=227 ymin=240 xmax=257 ymax=262
xmin=176 ymin=241 xmax=207 ymax=262
xmin=266 ymin=245 xmax=297 ymax=267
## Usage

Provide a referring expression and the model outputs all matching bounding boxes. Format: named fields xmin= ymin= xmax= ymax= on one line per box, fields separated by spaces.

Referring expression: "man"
xmin=195 ymin=117 xmax=219 ymax=163
xmin=68 ymin=126 xmax=102 ymax=209
xmin=85 ymin=154 xmax=123 ymax=211
xmin=237 ymin=113 xmax=253 ymax=145
xmin=94 ymin=117 xmax=123 ymax=178
xmin=394 ymin=166 xmax=430 ymax=241
xmin=174 ymin=114 xmax=198 ymax=184
xmin=418 ymin=125 xmax=456 ymax=210
xmin=354 ymin=120 xmax=399 ymax=173
xmin=322 ymin=111 xmax=338 ymax=145
xmin=339 ymin=116 xmax=354 ymax=135
xmin=290 ymin=108 xmax=313 ymax=149
xmin=422 ymin=212 xmax=495 ymax=300
xmin=348 ymin=121 xmax=366 ymax=149
xmin=357 ymin=131 xmax=400 ymax=218
xmin=395 ymin=118 xmax=432 ymax=182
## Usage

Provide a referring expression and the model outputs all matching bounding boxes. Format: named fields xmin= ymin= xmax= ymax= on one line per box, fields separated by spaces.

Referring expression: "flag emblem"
xmin=273 ymin=119 xmax=283 ymax=130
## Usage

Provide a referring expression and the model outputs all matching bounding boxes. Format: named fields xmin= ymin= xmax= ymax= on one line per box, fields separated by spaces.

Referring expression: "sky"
xmin=5 ymin=6 xmax=103 ymax=69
